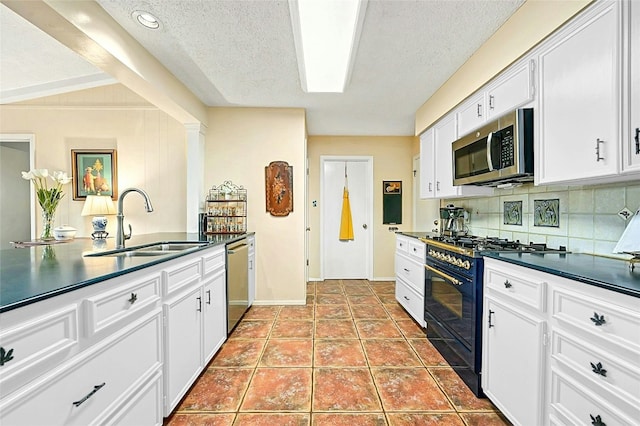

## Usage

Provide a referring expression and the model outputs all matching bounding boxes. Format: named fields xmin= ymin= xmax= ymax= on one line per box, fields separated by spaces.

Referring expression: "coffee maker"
xmin=438 ymin=204 xmax=467 ymax=237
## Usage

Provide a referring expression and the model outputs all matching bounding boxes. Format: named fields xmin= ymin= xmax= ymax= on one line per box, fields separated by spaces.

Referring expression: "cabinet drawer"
xmin=551 ymin=329 xmax=640 ymax=406
xmin=396 ymin=235 xmax=410 ymax=254
xmin=163 ymin=256 xmax=202 ymax=296
xmin=0 ymin=309 xmax=162 ymax=426
xmin=395 ymin=278 xmax=425 ymax=327
xmin=84 ymin=273 xmax=161 ymax=337
xmin=395 ymin=253 xmax=424 ymax=295
xmin=484 ymin=264 xmax=546 ymax=312
xmin=0 ymin=305 xmax=78 ymax=398
xmin=202 ymin=246 xmax=225 ymax=276
xmin=550 ymin=368 xmax=638 ymax=426
xmin=552 ymin=287 xmax=640 ymax=358
xmin=101 ymin=368 xmax=163 ymax=426
xmin=407 ymin=240 xmax=426 ymax=262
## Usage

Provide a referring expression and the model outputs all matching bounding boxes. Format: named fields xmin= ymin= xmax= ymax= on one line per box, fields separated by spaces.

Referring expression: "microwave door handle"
xmin=486 ymin=132 xmax=494 ymax=171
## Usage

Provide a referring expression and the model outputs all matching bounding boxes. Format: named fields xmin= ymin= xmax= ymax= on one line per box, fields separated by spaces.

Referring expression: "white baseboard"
xmin=308 ymin=277 xmax=396 ymax=282
xmin=252 ymin=299 xmax=307 ymax=306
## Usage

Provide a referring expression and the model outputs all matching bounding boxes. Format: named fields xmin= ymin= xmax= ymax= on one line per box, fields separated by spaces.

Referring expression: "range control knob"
xmin=455 ymin=258 xmax=464 ymax=267
xmin=463 ymin=260 xmax=471 ymax=270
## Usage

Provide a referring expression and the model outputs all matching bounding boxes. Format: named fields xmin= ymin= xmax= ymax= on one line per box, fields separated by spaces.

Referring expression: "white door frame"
xmin=1 ymin=133 xmax=36 ymax=239
xmin=320 ymin=155 xmax=374 ymax=281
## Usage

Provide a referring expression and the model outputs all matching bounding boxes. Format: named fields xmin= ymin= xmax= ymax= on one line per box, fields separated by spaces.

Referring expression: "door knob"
xmin=362 ymin=224 xmax=368 ymax=229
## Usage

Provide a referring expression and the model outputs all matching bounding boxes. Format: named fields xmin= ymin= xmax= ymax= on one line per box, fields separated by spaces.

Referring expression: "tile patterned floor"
xmin=165 ymin=280 xmax=510 ymax=426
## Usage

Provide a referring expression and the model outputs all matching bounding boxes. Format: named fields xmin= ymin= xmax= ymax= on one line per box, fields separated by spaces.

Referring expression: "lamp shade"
xmin=81 ymin=195 xmax=117 ymax=216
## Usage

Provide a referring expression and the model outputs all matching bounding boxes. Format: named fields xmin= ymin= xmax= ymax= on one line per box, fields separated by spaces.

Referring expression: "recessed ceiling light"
xmin=132 ymin=10 xmax=161 ymax=30
xmin=289 ymin=0 xmax=367 ymax=93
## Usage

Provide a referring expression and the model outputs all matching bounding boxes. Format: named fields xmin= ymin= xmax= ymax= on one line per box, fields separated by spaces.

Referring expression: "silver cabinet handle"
xmin=489 ymin=95 xmax=495 ymax=110
xmin=635 ymin=128 xmax=639 ymax=155
xmin=0 ymin=347 xmax=15 ymax=366
xmin=128 ymin=293 xmax=137 ymax=304
xmin=206 ymin=290 xmax=211 ymax=305
xmin=596 ymin=138 xmax=604 ymax=162
xmin=428 ymin=182 xmax=433 ymax=192
xmin=477 ymin=103 xmax=482 ymax=117
xmin=363 ymin=224 xmax=368 ymax=229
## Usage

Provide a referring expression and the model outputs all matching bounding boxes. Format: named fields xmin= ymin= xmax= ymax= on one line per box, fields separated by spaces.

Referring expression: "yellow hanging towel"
xmin=339 ymin=164 xmax=354 ymax=241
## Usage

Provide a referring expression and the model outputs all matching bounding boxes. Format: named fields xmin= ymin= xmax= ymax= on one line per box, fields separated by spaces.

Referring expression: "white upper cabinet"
xmin=457 ymin=92 xmax=486 ymax=138
xmin=536 ymin=1 xmax=626 ymax=185
xmin=457 ymin=58 xmax=535 ymax=138
xmin=623 ymin=0 xmax=640 ymax=173
xmin=420 ymin=113 xmax=492 ymax=199
xmin=486 ymin=59 xmax=535 ymax=121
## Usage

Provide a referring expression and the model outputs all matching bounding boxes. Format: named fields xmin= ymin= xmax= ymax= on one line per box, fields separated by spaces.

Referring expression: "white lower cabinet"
xmin=0 ymin=309 xmax=162 ymax=425
xmin=0 ymin=242 xmax=233 ymax=425
xmin=482 ymin=257 xmax=640 ymax=426
xmin=394 ymin=235 xmax=426 ymax=327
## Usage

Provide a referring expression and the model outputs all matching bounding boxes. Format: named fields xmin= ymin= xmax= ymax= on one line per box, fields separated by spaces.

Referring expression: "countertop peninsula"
xmin=0 ymin=232 xmax=248 ymax=313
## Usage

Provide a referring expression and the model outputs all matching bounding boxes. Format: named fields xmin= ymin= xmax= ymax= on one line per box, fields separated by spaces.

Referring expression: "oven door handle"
xmin=425 ymin=264 xmax=462 ymax=286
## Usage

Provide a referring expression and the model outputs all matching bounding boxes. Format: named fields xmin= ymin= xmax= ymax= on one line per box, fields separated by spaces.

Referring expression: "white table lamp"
xmin=613 ymin=206 xmax=640 ymax=270
xmin=81 ymin=195 xmax=117 ymax=239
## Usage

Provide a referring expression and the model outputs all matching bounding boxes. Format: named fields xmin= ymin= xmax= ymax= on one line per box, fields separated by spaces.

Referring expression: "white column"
xmin=185 ymin=123 xmax=207 ymax=233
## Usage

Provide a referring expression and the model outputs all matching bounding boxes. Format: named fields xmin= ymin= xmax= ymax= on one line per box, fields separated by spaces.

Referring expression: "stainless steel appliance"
xmin=438 ymin=204 xmax=467 ymax=237
xmin=422 ymin=235 xmax=567 ymax=396
xmin=226 ymin=239 xmax=249 ymax=334
xmin=452 ymin=108 xmax=534 ymax=186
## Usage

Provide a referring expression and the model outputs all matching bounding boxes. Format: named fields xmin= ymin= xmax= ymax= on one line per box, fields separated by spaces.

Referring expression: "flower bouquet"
xmin=21 ymin=169 xmax=72 ymax=240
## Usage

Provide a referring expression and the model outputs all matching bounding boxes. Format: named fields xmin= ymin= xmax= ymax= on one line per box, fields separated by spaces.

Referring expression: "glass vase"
xmin=41 ymin=209 xmax=55 ymax=241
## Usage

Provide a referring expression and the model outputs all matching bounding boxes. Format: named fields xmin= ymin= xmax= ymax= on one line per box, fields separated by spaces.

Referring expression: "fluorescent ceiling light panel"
xmin=290 ymin=0 xmax=367 ymax=93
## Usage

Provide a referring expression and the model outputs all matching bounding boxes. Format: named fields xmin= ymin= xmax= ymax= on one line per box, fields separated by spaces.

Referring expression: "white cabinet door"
xmin=163 ymin=284 xmax=203 ymax=416
xmin=624 ymin=0 xmax=640 ymax=173
xmin=537 ymin=1 xmax=621 ymax=184
xmin=433 ymin=113 xmax=457 ymax=198
xmin=457 ymin=92 xmax=486 ymax=137
xmin=202 ymin=268 xmax=226 ymax=365
xmin=482 ymin=296 xmax=546 ymax=426
xmin=487 ymin=59 xmax=535 ymax=120
xmin=419 ymin=127 xmax=435 ymax=199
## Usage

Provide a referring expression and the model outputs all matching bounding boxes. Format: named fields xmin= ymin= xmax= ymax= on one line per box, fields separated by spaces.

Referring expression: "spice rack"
xmin=202 ymin=181 xmax=247 ymax=235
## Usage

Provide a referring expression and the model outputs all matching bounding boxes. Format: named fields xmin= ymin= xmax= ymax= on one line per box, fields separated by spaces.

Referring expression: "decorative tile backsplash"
xmin=444 ymin=182 xmax=640 ymax=258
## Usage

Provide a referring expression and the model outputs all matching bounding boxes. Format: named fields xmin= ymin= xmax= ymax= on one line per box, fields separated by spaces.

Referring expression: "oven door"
xmin=424 ymin=263 xmax=474 ymax=349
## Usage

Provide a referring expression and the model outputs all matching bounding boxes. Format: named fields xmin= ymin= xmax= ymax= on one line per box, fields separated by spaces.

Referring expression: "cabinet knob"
xmin=128 ymin=293 xmax=137 ymax=304
xmin=590 ymin=414 xmax=606 ymax=426
xmin=590 ymin=312 xmax=606 ymax=326
xmin=590 ymin=361 xmax=607 ymax=377
xmin=504 ymin=280 xmax=512 ymax=289
xmin=0 ymin=347 xmax=15 ymax=366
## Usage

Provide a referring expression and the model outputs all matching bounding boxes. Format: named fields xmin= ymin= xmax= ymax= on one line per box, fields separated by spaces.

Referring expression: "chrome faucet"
xmin=116 ymin=188 xmax=154 ymax=249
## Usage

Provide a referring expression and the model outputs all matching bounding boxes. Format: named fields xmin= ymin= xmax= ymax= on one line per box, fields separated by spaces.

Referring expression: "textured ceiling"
xmin=1 ymin=0 xmax=526 ymax=135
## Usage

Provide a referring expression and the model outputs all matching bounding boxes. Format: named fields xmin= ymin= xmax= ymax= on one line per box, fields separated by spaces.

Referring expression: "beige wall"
xmin=415 ymin=0 xmax=593 ymax=134
xmin=205 ymin=108 xmax=307 ymax=304
xmin=308 ymin=136 xmax=415 ymax=280
xmin=0 ymin=84 xmax=188 ymax=237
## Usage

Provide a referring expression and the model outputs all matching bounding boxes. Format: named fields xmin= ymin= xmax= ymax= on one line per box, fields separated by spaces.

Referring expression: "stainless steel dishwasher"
xmin=226 ymin=239 xmax=249 ymax=333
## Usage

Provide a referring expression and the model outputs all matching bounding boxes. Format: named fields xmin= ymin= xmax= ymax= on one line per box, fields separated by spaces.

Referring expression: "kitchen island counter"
xmin=0 ymin=232 xmax=249 ymax=313
xmin=482 ymin=251 xmax=640 ymax=298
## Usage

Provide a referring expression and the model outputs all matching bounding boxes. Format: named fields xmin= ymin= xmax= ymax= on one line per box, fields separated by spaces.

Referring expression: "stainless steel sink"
xmin=85 ymin=241 xmax=209 ymax=257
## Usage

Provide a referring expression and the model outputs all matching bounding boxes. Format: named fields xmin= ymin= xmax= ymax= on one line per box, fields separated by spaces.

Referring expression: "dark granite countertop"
xmin=482 ymin=252 xmax=640 ymax=298
xmin=0 ymin=232 xmax=250 ymax=313
xmin=397 ymin=231 xmax=436 ymax=240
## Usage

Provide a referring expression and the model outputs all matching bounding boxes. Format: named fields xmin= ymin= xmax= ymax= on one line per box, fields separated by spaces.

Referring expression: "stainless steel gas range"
xmin=420 ymin=235 xmax=567 ymax=397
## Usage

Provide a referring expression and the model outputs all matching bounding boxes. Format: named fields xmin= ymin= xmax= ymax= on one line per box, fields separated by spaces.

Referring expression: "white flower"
xmin=51 ymin=171 xmax=71 ymax=185
xmin=21 ymin=170 xmax=35 ymax=180
xmin=32 ymin=169 xmax=49 ymax=179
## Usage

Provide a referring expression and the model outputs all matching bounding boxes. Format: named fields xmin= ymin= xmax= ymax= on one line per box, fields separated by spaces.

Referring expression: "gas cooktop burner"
xmin=429 ymin=235 xmax=568 ymax=254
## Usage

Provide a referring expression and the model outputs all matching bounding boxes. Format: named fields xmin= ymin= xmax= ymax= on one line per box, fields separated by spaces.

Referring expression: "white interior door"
xmin=321 ymin=157 xmax=372 ymax=280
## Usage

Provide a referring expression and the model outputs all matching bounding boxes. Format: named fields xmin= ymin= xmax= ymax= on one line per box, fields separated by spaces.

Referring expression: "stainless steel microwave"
xmin=452 ymin=108 xmax=534 ymax=186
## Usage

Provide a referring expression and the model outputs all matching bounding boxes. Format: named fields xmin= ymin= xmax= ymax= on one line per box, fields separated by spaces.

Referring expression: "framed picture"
xmin=383 ymin=181 xmax=402 ymax=194
xmin=265 ymin=161 xmax=293 ymax=216
xmin=71 ymin=149 xmax=117 ymax=200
